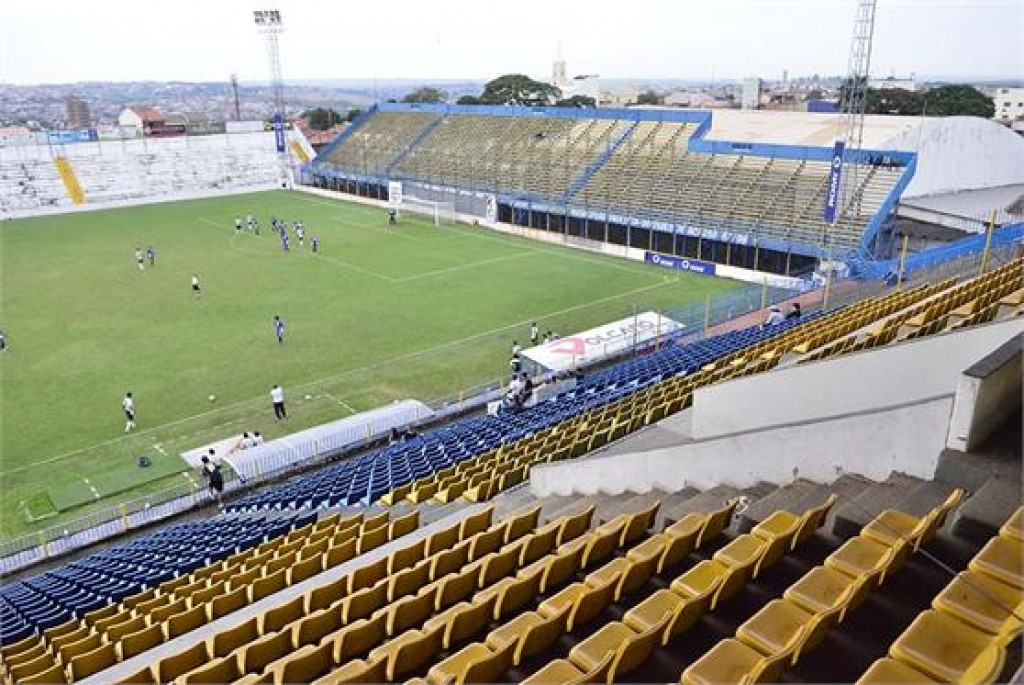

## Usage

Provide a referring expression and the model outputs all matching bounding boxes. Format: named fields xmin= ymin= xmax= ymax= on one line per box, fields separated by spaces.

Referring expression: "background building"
xmin=993 ymin=87 xmax=1024 ymax=124
xmin=742 ymin=77 xmax=763 ymax=110
xmin=65 ymin=96 xmax=90 ymax=129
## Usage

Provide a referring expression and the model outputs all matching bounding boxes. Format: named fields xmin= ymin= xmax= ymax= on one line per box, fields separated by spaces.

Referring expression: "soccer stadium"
xmin=1 ymin=2 xmax=1023 ymax=684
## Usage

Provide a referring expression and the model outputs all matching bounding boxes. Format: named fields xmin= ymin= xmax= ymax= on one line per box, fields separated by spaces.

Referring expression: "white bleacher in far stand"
xmin=0 ymin=131 xmax=306 ymax=219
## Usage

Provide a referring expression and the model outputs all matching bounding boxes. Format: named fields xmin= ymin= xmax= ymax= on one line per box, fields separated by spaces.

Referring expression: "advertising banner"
xmin=521 ymin=311 xmax=684 ymax=373
xmin=644 ymin=252 xmax=716 ymax=276
xmin=388 ymin=181 xmax=403 ymax=208
xmin=273 ymin=114 xmax=285 ymax=153
xmin=824 ymin=140 xmax=845 ymax=224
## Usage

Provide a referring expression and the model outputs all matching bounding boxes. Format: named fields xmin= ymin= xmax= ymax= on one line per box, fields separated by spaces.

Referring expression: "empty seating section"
xmin=0 ymin=510 xmax=420 ymax=682
xmin=0 ymin=132 xmax=289 ymax=214
xmin=313 ymin=109 xmax=907 ymax=252
xmin=319 ymin=112 xmax=440 ymax=176
xmin=802 ymin=258 xmax=1024 ymax=362
xmin=857 ymin=506 xmax=1023 ymax=684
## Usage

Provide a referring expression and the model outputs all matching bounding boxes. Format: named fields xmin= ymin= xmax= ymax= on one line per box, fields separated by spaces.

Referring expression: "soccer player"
xmin=0 ymin=329 xmax=6 ymax=352
xmin=191 ymin=274 xmax=201 ymax=296
xmin=310 ymin=234 xmax=319 ymax=254
xmin=388 ymin=208 xmax=397 ymax=226
xmin=270 ymin=384 xmax=286 ymax=419
xmin=273 ymin=315 xmax=285 ymax=344
xmin=530 ymin=323 xmax=539 ymax=346
xmin=134 ymin=247 xmax=145 ymax=271
xmin=512 ymin=340 xmax=522 ymax=356
xmin=295 ymin=224 xmax=305 ymax=248
xmin=123 ymin=392 xmax=136 ymax=432
xmin=235 ymin=216 xmax=242 ymax=232
xmin=246 ymin=214 xmax=254 ymax=230
xmin=146 ymin=246 xmax=155 ymax=266
xmin=281 ymin=233 xmax=290 ymax=251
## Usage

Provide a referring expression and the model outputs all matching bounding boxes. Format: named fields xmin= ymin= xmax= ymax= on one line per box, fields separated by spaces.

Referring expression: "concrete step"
xmin=738 ymin=479 xmax=823 ymax=532
xmin=893 ymin=480 xmax=959 ymax=518
xmin=491 ymin=485 xmax=538 ymax=521
xmin=832 ymin=472 xmax=926 ymax=539
xmin=653 ymin=488 xmax=701 ymax=529
xmin=662 ymin=484 xmax=741 ymax=527
xmin=952 ymin=477 xmax=1023 ymax=545
xmin=543 ymin=494 xmax=608 ymax=524
xmin=595 ymin=491 xmax=663 ymax=524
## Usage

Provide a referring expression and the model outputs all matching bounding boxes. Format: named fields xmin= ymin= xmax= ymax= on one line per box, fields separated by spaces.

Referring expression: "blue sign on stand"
xmin=273 ymin=114 xmax=285 ymax=153
xmin=824 ymin=140 xmax=845 ymax=224
xmin=644 ymin=252 xmax=716 ymax=276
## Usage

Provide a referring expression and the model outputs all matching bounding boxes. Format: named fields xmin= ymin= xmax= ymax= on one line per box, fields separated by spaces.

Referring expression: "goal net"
xmin=400 ymin=196 xmax=457 ymax=226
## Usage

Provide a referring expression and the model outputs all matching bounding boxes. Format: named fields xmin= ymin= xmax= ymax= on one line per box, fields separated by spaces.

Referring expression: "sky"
xmin=1 ymin=0 xmax=1021 ymax=85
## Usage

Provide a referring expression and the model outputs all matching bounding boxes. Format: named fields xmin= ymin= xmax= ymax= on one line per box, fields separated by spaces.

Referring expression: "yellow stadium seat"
xmin=237 ymin=629 xmax=292 ymax=675
xmin=18 ymin=662 xmax=67 ymax=685
xmin=264 ymin=642 xmax=333 ymax=685
xmin=537 ymin=577 xmax=617 ymax=632
xmin=426 ymin=641 xmax=515 ymax=685
xmin=434 ymin=567 xmax=479 ymax=610
xmin=680 ymin=637 xmax=790 ymax=685
xmin=154 ymin=641 xmax=209 ymax=684
xmin=999 ymin=507 xmax=1023 ymax=542
xmin=306 ymin=575 xmax=349 ymax=614
xmin=341 ymin=583 xmax=389 ymax=624
xmin=826 ymin=536 xmax=909 ymax=585
xmin=532 ymin=540 xmax=586 ymax=593
xmin=260 ymin=595 xmax=305 ymax=635
xmin=177 ymin=655 xmax=242 ymax=685
xmin=753 ymin=494 xmax=837 ymax=551
xmin=387 ymin=562 xmax=431 ymax=602
xmin=737 ymin=598 xmax=841 ymax=665
xmin=555 ymin=506 xmax=595 ymax=546
xmin=889 ymin=609 xmax=1010 ymax=683
xmin=569 ymin=616 xmax=667 ymax=681
xmin=517 ymin=525 xmax=559 ymax=566
xmin=970 ymin=535 xmax=1023 ymax=589
xmin=389 ymin=510 xmax=420 ymax=539
xmin=521 ymin=652 xmax=614 ymax=685
xmin=115 ymin=664 xmax=156 ymax=684
xmin=58 ymin=632 xmax=103 ymax=666
xmin=486 ymin=603 xmax=570 ymax=667
xmin=468 ymin=527 xmax=505 ymax=563
xmin=249 ymin=568 xmax=288 ymax=603
xmin=164 ymin=604 xmax=208 ymax=640
xmin=312 ymin=655 xmax=386 ymax=685
xmin=368 ymin=625 xmax=445 ymax=682
xmin=476 ymin=565 xmax=542 ymax=620
xmin=388 ymin=539 xmax=427 ymax=574
xmin=863 ymin=492 xmax=963 ymax=550
xmin=459 ymin=507 xmax=494 ymax=539
xmin=209 ymin=615 xmax=258 ymax=658
xmin=670 ymin=560 xmax=738 ymax=612
xmin=784 ymin=565 xmax=878 ymax=621
xmin=325 ymin=613 xmax=386 ymax=664
xmin=357 ymin=524 xmax=390 ymax=554
xmin=349 ymin=555 xmax=388 ymax=593
xmin=597 ymin=500 xmax=661 ymax=547
xmin=387 ymin=587 xmax=438 ymax=636
xmin=931 ymin=570 xmax=1024 ymax=636
xmin=430 ymin=545 xmax=470 ymax=581
xmin=66 ymin=640 xmax=117 ymax=681
xmin=117 ymin=622 xmax=164 ymax=659
xmin=425 ymin=525 xmax=461 ymax=556
xmin=502 ymin=505 xmax=542 ymax=544
xmin=856 ymin=657 xmax=940 ymax=683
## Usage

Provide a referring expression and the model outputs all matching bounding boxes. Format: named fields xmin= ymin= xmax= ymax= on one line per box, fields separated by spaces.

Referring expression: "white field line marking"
xmin=9 ymin=278 xmax=679 ymax=475
xmin=291 ymin=195 xmax=427 ymax=241
xmin=391 ymin=249 xmax=542 ymax=283
xmin=319 ymin=392 xmax=358 ymax=414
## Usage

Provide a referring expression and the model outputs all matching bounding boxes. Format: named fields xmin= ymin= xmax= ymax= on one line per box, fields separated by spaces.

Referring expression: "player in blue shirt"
xmin=273 ymin=315 xmax=285 ymax=344
xmin=281 ymin=233 xmax=290 ymax=251
xmin=310 ymin=234 xmax=319 ymax=254
xmin=146 ymin=246 xmax=155 ymax=266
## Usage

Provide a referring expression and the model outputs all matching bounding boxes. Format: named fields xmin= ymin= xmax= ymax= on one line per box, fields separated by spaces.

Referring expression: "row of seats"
xmin=858 ymin=506 xmax=1023 ymax=684
xmin=681 ymin=489 xmax=963 ymax=683
xmin=114 ymin=503 xmax=619 ymax=684
xmin=310 ymin=109 xmax=907 ymax=253
xmin=0 ymin=511 xmax=413 ymax=683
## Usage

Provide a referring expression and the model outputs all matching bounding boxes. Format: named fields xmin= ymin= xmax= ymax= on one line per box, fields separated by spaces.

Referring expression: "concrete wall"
xmin=691 ymin=319 xmax=1024 ymax=440
xmin=530 ymin=396 xmax=954 ymax=496
xmin=947 ymin=335 xmax=1022 ymax=451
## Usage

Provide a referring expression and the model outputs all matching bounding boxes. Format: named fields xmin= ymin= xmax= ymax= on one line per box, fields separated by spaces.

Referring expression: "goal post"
xmin=399 ymin=196 xmax=457 ymax=227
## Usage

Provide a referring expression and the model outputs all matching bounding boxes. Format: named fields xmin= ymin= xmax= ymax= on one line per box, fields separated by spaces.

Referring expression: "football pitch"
xmin=0 ymin=190 xmax=740 ymax=540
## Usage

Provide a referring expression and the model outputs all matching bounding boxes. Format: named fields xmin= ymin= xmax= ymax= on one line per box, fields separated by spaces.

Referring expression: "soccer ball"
xmin=208 ymin=394 xmax=216 ymax=402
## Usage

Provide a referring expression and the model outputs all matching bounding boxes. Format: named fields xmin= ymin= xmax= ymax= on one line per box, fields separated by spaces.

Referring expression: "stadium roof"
xmin=702 ymin=109 xmax=1024 ymax=199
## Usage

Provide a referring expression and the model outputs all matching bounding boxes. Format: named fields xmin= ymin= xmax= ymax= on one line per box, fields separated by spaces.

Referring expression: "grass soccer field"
xmin=0 ymin=190 xmax=741 ymax=540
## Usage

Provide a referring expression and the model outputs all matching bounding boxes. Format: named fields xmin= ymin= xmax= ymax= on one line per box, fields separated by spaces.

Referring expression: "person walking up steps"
xmin=201 ymin=451 xmax=225 ymax=509
xmin=123 ymin=392 xmax=136 ymax=432
xmin=271 ymin=384 xmax=286 ymax=419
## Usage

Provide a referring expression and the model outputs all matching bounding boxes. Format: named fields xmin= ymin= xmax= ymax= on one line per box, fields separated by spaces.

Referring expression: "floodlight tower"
xmin=254 ymin=9 xmax=291 ymax=185
xmin=840 ymin=0 xmax=877 ymax=213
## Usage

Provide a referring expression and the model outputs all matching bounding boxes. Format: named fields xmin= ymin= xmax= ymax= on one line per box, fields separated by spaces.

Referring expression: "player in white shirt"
xmin=134 ymin=248 xmax=145 ymax=271
xmin=191 ymin=274 xmax=201 ymax=297
xmin=123 ymin=392 xmax=136 ymax=432
xmin=270 ymin=384 xmax=286 ymax=419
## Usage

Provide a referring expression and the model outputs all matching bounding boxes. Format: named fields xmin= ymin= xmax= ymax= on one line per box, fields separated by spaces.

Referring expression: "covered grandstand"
xmin=302 ymin=104 xmax=1024 ymax=275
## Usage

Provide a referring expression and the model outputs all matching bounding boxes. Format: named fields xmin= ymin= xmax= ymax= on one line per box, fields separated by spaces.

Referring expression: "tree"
xmin=868 ymin=88 xmax=923 ymax=116
xmin=923 ymin=84 xmax=994 ymax=118
xmin=556 ymin=95 xmax=596 ymax=108
xmin=636 ymin=90 xmax=663 ymax=106
xmin=304 ymin=107 xmax=344 ymax=130
xmin=456 ymin=95 xmax=481 ymax=105
xmin=402 ymin=87 xmax=448 ymax=104
xmin=479 ymin=74 xmax=561 ymax=106
xmin=345 ymin=108 xmax=364 ymax=122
